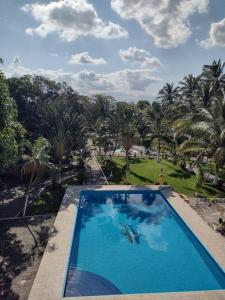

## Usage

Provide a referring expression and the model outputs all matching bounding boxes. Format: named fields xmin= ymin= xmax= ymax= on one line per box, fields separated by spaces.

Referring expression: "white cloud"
xmin=76 ymin=68 xmax=161 ymax=92
xmin=119 ymin=47 xmax=161 ymax=69
xmin=111 ymin=0 xmax=209 ymax=48
xmin=4 ymin=57 xmax=162 ymax=100
xmin=21 ymin=0 xmax=128 ymax=42
xmin=69 ymin=52 xmax=107 ymax=65
xmin=198 ymin=18 xmax=225 ymax=48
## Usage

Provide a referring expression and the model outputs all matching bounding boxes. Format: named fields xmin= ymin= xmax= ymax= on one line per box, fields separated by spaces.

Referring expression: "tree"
xmin=39 ymin=94 xmax=86 ymax=163
xmin=7 ymin=75 xmax=82 ymax=138
xmin=173 ymin=97 xmax=225 ymax=185
xmin=21 ymin=137 xmax=53 ymax=216
xmin=119 ymin=104 xmax=139 ymax=183
xmin=94 ymin=120 xmax=114 ymax=156
xmin=179 ymin=74 xmax=200 ymax=109
xmin=0 ymin=72 xmax=25 ymax=173
xmin=146 ymin=102 xmax=165 ymax=163
xmin=136 ymin=100 xmax=151 ymax=110
xmin=202 ymin=59 xmax=225 ymax=96
xmin=196 ymin=83 xmax=215 ymax=108
xmin=158 ymin=83 xmax=180 ymax=107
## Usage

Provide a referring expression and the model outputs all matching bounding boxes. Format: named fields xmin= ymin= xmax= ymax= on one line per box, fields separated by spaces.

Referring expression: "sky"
xmin=0 ymin=0 xmax=225 ymax=102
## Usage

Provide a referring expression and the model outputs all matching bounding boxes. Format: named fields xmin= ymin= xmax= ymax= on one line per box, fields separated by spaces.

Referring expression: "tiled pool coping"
xmin=28 ymin=185 xmax=225 ymax=300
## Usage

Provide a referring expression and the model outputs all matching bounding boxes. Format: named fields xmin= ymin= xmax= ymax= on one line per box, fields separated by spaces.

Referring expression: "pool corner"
xmin=28 ymin=185 xmax=225 ymax=300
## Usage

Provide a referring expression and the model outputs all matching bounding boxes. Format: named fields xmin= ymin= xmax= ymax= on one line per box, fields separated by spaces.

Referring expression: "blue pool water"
xmin=64 ymin=190 xmax=225 ymax=297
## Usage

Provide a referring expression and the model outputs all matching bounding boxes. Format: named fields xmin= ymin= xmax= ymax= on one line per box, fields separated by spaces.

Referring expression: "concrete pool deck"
xmin=28 ymin=185 xmax=225 ymax=300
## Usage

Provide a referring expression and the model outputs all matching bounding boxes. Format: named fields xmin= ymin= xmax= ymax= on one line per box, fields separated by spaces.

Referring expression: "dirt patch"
xmin=0 ymin=215 xmax=56 ymax=300
xmin=189 ymin=198 xmax=225 ymax=235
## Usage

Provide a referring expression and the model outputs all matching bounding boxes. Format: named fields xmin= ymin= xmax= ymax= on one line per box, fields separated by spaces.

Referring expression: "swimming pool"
xmin=63 ymin=190 xmax=225 ymax=297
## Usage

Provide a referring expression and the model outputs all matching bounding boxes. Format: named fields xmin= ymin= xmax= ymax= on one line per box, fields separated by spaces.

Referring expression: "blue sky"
xmin=1 ymin=0 xmax=225 ymax=101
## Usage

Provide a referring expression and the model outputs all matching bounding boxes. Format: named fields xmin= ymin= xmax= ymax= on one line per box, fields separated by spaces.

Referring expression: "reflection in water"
xmin=120 ymin=223 xmax=141 ymax=244
xmin=79 ymin=191 xmax=172 ymax=228
xmin=78 ymin=192 xmax=171 ymax=250
xmin=138 ymin=222 xmax=168 ymax=251
xmin=142 ymin=193 xmax=157 ymax=206
xmin=118 ymin=201 xmax=171 ymax=225
xmin=96 ymin=205 xmax=121 ymax=243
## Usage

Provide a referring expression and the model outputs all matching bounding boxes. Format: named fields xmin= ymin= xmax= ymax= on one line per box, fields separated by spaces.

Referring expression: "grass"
xmin=102 ymin=157 xmax=225 ymax=198
xmin=26 ymin=185 xmax=65 ymax=215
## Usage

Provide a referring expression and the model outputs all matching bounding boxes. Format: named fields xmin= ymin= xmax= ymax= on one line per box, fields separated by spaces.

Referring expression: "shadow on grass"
xmin=129 ymin=170 xmax=153 ymax=183
xmin=110 ymin=166 xmax=124 ymax=184
xmin=169 ymin=169 xmax=191 ymax=179
xmin=130 ymin=158 xmax=142 ymax=164
xmin=103 ymin=159 xmax=153 ymax=184
xmin=160 ymin=161 xmax=183 ymax=173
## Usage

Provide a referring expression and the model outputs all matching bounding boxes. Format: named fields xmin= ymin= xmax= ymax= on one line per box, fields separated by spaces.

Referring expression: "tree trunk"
xmin=125 ymin=151 xmax=129 ymax=184
xmin=24 ymin=219 xmax=40 ymax=253
xmin=213 ymin=164 xmax=219 ymax=185
xmin=112 ymin=135 xmax=119 ymax=156
xmin=213 ymin=172 xmax=219 ymax=185
xmin=23 ymin=165 xmax=35 ymax=217
xmin=157 ymin=137 xmax=161 ymax=163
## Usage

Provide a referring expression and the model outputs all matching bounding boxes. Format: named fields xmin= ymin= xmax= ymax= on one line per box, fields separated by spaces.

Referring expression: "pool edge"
xmin=28 ymin=185 xmax=225 ymax=300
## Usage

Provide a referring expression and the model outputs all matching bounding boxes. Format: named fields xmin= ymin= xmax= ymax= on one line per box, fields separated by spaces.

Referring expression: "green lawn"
xmin=102 ymin=157 xmax=225 ymax=198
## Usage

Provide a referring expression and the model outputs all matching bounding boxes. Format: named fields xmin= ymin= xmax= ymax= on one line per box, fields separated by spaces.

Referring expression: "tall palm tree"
xmin=47 ymin=120 xmax=71 ymax=164
xmin=202 ymin=59 xmax=225 ymax=96
xmin=147 ymin=102 xmax=165 ymax=162
xmin=179 ymin=74 xmax=200 ymax=108
xmin=94 ymin=119 xmax=113 ymax=156
xmin=44 ymin=99 xmax=85 ymax=163
xmin=197 ymin=83 xmax=215 ymax=108
xmin=173 ymin=97 xmax=225 ymax=185
xmin=119 ymin=104 xmax=139 ymax=183
xmin=158 ymin=83 xmax=180 ymax=107
xmin=121 ymin=125 xmax=138 ymax=183
xmin=22 ymin=137 xmax=53 ymax=216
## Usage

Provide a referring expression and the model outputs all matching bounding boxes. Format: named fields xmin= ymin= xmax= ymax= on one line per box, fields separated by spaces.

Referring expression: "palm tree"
xmin=197 ymin=83 xmax=215 ymax=108
xmin=119 ymin=104 xmax=139 ymax=183
xmin=179 ymin=74 xmax=200 ymax=108
xmin=47 ymin=120 xmax=71 ymax=164
xmin=22 ymin=137 xmax=53 ymax=216
xmin=94 ymin=119 xmax=114 ymax=156
xmin=173 ymin=97 xmax=225 ymax=185
xmin=158 ymin=83 xmax=180 ymax=107
xmin=202 ymin=59 xmax=225 ymax=95
xmin=147 ymin=102 xmax=165 ymax=162
xmin=121 ymin=125 xmax=138 ymax=183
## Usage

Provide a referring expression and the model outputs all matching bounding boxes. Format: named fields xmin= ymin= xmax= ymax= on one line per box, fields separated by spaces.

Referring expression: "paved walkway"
xmin=85 ymin=155 xmax=108 ymax=185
